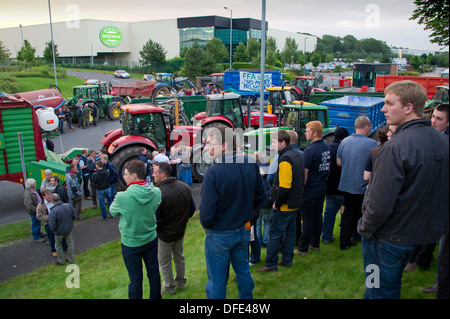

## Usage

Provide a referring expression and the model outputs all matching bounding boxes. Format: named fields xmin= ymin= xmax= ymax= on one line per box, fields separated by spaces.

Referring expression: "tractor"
xmin=244 ymin=101 xmax=336 ymax=156
xmin=193 ymin=92 xmax=277 ymax=130
xmin=66 ymin=84 xmax=125 ymax=123
xmin=101 ymin=103 xmax=202 ymax=188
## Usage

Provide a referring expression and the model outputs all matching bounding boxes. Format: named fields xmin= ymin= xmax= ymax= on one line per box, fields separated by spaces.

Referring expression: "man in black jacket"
xmin=153 ymin=161 xmax=196 ymax=295
xmin=93 ymin=161 xmax=112 ymax=220
xmin=358 ymin=80 xmax=449 ymax=299
xmin=50 ymin=175 xmax=68 ymax=203
xmin=258 ymin=129 xmax=305 ymax=272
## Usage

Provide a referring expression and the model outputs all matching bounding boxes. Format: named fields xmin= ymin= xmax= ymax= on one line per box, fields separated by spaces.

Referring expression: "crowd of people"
xmin=22 ymin=80 xmax=448 ymax=300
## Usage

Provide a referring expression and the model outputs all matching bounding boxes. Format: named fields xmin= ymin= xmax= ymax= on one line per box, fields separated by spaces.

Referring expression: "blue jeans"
xmin=256 ymin=208 xmax=271 ymax=245
xmin=121 ymin=238 xmax=161 ymax=299
xmin=97 ymin=188 xmax=113 ymax=219
xmin=362 ymin=236 xmax=414 ymax=299
xmin=265 ymin=209 xmax=298 ymax=268
xmin=321 ymin=194 xmax=344 ymax=242
xmin=205 ymin=226 xmax=254 ymax=299
xmin=29 ymin=213 xmax=43 ymax=240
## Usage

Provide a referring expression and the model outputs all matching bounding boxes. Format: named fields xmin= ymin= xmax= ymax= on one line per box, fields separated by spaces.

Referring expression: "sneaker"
xmin=423 ymin=282 xmax=438 ymax=294
xmin=322 ymin=236 xmax=335 ymax=244
xmin=309 ymin=245 xmax=321 ymax=251
xmin=34 ymin=238 xmax=45 ymax=243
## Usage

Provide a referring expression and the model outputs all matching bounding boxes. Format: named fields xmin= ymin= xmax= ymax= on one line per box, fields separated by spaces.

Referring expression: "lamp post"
xmin=224 ymin=6 xmax=232 ymax=70
xmin=47 ymin=0 xmax=58 ymax=86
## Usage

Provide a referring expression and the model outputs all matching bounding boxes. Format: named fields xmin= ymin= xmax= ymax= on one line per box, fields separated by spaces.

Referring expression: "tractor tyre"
xmin=107 ymin=102 xmax=122 ymax=120
xmin=153 ymin=85 xmax=176 ymax=97
xmin=191 ymin=148 xmax=214 ymax=183
xmin=110 ymin=145 xmax=152 ymax=191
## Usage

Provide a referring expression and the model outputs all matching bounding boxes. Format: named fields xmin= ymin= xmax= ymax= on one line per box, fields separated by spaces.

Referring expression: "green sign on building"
xmin=99 ymin=26 xmax=122 ymax=48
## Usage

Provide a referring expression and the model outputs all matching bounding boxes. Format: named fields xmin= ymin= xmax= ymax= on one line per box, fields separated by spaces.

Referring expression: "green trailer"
xmin=0 ymin=93 xmax=77 ymax=189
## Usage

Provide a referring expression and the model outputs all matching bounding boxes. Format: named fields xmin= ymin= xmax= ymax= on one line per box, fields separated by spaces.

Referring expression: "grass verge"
xmin=0 ymin=212 xmax=438 ymax=299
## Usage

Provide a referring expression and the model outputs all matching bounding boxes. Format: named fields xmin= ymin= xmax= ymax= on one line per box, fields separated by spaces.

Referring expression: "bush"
xmin=0 ymin=75 xmax=20 ymax=93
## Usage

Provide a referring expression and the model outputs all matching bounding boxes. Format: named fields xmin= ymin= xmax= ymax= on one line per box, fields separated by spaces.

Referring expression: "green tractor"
xmin=244 ymin=101 xmax=336 ymax=155
xmin=66 ymin=84 xmax=126 ymax=123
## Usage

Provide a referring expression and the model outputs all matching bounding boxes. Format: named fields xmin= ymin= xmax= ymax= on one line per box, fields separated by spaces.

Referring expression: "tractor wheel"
xmin=153 ymin=85 xmax=176 ymax=97
xmin=107 ymin=102 xmax=122 ymax=120
xmin=192 ymin=148 xmax=214 ymax=183
xmin=111 ymin=145 xmax=152 ymax=190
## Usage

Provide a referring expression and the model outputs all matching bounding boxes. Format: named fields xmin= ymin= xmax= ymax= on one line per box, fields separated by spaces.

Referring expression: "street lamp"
xmin=47 ymin=0 xmax=58 ymax=86
xmin=224 ymin=6 xmax=232 ymax=70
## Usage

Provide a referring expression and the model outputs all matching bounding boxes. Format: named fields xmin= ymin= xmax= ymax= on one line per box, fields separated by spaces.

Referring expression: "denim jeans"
xmin=362 ymin=236 xmax=414 ymax=299
xmin=205 ymin=225 xmax=254 ymax=299
xmin=321 ymin=194 xmax=344 ymax=242
xmin=29 ymin=213 xmax=43 ymax=240
xmin=97 ymin=188 xmax=113 ymax=219
xmin=121 ymin=238 xmax=161 ymax=299
xmin=256 ymin=208 xmax=271 ymax=245
xmin=265 ymin=209 xmax=298 ymax=268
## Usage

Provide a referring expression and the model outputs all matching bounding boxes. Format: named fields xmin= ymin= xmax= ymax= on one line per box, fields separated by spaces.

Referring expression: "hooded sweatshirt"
xmin=109 ymin=181 xmax=161 ymax=247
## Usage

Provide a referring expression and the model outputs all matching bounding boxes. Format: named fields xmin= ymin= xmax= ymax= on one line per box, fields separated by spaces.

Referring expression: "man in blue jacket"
xmin=199 ymin=126 xmax=265 ymax=299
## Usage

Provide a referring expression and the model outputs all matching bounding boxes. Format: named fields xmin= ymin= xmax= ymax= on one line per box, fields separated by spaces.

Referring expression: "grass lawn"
xmin=16 ymin=76 xmax=85 ymax=99
xmin=0 ymin=212 xmax=439 ymax=299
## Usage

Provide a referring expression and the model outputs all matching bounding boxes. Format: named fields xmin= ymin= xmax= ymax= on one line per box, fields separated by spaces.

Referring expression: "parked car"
xmin=114 ymin=70 xmax=130 ymax=78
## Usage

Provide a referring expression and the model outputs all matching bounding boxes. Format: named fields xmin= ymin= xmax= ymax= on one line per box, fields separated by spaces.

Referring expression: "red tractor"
xmin=193 ymin=92 xmax=277 ymax=130
xmin=101 ymin=103 xmax=202 ymax=188
xmin=290 ymin=76 xmax=325 ymax=102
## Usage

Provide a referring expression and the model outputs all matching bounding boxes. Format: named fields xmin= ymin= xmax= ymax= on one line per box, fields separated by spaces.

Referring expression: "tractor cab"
xmin=194 ymin=93 xmax=245 ymax=130
xmin=120 ymin=104 xmax=168 ymax=150
xmin=282 ymin=103 xmax=329 ymax=148
xmin=267 ymin=86 xmax=294 ymax=114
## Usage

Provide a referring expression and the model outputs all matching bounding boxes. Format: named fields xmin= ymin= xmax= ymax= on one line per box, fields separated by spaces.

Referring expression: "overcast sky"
xmin=1 ymin=0 xmax=448 ymax=52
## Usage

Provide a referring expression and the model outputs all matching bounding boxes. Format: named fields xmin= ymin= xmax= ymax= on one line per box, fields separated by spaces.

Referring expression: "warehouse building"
xmin=0 ymin=16 xmax=316 ymax=66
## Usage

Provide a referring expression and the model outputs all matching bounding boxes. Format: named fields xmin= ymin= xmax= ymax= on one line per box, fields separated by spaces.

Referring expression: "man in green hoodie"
xmin=110 ymin=160 xmax=162 ymax=299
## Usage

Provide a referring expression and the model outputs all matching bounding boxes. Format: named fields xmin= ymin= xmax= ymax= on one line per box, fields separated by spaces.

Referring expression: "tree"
xmin=410 ymin=0 xmax=449 ymax=47
xmin=0 ymin=41 xmax=10 ymax=63
xmin=409 ymin=55 xmax=424 ymax=70
xmin=233 ymin=42 xmax=249 ymax=62
xmin=180 ymin=43 xmax=221 ymax=78
xmin=246 ymin=38 xmax=261 ymax=60
xmin=139 ymin=39 xmax=166 ymax=67
xmin=310 ymin=52 xmax=321 ymax=68
xmin=43 ymin=41 xmax=59 ymax=64
xmin=281 ymin=37 xmax=300 ymax=66
xmin=17 ymin=40 xmax=36 ymax=63
xmin=204 ymin=38 xmax=228 ymax=63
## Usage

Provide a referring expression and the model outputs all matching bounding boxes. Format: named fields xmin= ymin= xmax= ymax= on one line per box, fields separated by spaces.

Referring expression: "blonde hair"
xmin=384 ymin=80 xmax=427 ymax=117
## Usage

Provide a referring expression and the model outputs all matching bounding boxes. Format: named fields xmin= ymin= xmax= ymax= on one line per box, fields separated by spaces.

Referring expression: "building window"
xmin=179 ymin=27 xmax=214 ymax=51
